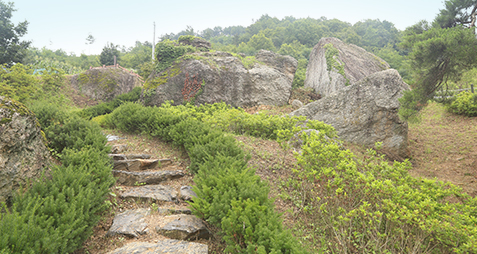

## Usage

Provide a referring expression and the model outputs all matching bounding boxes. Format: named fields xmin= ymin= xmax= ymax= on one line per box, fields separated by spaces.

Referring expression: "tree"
xmin=99 ymin=42 xmax=120 ymax=66
xmin=399 ymin=25 xmax=477 ymax=120
xmin=434 ymin=0 xmax=477 ymax=29
xmin=0 ymin=1 xmax=30 ymax=66
xmin=248 ymin=32 xmax=276 ymax=52
xmin=85 ymin=33 xmax=95 ymax=45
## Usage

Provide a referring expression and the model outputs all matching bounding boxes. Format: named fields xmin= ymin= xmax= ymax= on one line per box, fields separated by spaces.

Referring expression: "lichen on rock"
xmin=0 ymin=96 xmax=50 ymax=203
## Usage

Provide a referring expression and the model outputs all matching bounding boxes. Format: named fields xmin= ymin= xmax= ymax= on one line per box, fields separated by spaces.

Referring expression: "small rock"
xmin=113 ymin=159 xmax=159 ymax=171
xmin=180 ymin=186 xmax=197 ymax=201
xmin=156 ymin=215 xmax=211 ymax=240
xmin=107 ymin=240 xmax=208 ymax=254
xmin=107 ymin=208 xmax=150 ymax=238
xmin=291 ymin=99 xmax=303 ymax=110
xmin=121 ymin=185 xmax=178 ymax=202
xmin=111 ymin=144 xmax=128 ymax=154
xmin=106 ymin=135 xmax=125 ymax=142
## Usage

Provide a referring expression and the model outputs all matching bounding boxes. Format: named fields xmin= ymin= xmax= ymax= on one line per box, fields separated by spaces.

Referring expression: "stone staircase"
xmin=105 ymin=143 xmax=209 ymax=254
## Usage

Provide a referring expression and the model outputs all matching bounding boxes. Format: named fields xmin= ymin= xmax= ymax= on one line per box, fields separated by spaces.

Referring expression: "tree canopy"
xmin=99 ymin=43 xmax=121 ymax=66
xmin=398 ymin=0 xmax=477 ymax=121
xmin=0 ymin=1 xmax=30 ymax=66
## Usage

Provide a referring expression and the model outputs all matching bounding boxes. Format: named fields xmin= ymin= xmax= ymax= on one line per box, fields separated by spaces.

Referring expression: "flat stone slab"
xmin=157 ymin=207 xmax=192 ymax=215
xmin=109 ymin=154 xmax=152 ymax=161
xmin=113 ymin=159 xmax=159 ymax=171
xmin=108 ymin=240 xmax=208 ymax=254
xmin=107 ymin=208 xmax=150 ymax=238
xmin=120 ymin=185 xmax=177 ymax=202
xmin=113 ymin=170 xmax=185 ymax=186
xmin=180 ymin=186 xmax=197 ymax=201
xmin=156 ymin=215 xmax=211 ymax=240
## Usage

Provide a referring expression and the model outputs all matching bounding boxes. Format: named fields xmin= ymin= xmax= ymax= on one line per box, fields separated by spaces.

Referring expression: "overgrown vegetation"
xmin=0 ymin=102 xmax=115 ymax=253
xmin=447 ymin=91 xmax=477 ymax=117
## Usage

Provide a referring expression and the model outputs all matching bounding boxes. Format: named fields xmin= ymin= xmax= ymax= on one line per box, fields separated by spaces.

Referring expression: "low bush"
xmin=79 ymin=86 xmax=141 ymax=120
xmin=105 ymin=102 xmax=304 ymax=253
xmin=447 ymin=91 xmax=477 ymax=117
xmin=0 ymin=102 xmax=114 ymax=253
xmin=290 ymin=130 xmax=477 ymax=253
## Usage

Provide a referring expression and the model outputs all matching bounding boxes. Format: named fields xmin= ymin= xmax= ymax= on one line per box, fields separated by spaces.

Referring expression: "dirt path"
xmin=408 ymin=102 xmax=477 ymax=196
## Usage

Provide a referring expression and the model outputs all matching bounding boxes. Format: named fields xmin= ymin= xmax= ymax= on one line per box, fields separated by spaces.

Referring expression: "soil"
xmin=407 ymin=102 xmax=477 ymax=196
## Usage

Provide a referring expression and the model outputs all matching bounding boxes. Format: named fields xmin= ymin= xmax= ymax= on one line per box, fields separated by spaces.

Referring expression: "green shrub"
xmin=291 ymin=130 xmax=477 ymax=253
xmin=447 ymin=91 xmax=477 ymax=117
xmin=0 ymin=104 xmax=114 ymax=253
xmin=222 ymin=199 xmax=304 ymax=254
xmin=0 ymin=63 xmax=39 ymax=103
xmin=155 ymin=40 xmax=196 ymax=72
xmin=79 ymin=86 xmax=141 ymax=120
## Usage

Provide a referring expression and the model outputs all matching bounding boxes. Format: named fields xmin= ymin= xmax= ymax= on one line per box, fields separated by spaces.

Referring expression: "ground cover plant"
xmin=0 ymin=102 xmax=115 ymax=253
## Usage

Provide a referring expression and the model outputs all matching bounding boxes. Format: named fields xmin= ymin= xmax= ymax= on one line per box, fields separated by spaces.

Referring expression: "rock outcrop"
xmin=305 ymin=37 xmax=390 ymax=97
xmin=70 ymin=67 xmax=142 ymax=102
xmin=143 ymin=50 xmax=297 ymax=108
xmin=178 ymin=37 xmax=211 ymax=50
xmin=290 ymin=69 xmax=410 ymax=158
xmin=0 ymin=97 xmax=49 ymax=203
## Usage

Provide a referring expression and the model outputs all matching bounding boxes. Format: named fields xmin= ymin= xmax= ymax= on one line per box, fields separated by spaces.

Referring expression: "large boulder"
xmin=143 ymin=50 xmax=297 ymax=107
xmin=290 ymin=69 xmax=410 ymax=158
xmin=70 ymin=67 xmax=142 ymax=102
xmin=0 ymin=97 xmax=49 ymax=203
xmin=305 ymin=37 xmax=390 ymax=97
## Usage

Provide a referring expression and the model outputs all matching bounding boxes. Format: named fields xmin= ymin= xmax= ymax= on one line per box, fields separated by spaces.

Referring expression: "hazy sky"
xmin=11 ymin=0 xmax=445 ymax=56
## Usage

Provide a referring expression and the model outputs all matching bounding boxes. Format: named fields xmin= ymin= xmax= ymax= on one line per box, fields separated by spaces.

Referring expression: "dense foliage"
xmin=0 ymin=1 xmax=30 ymax=66
xmin=99 ymin=42 xmax=121 ymax=66
xmin=447 ymin=90 xmax=477 ymax=116
xmin=0 ymin=102 xmax=115 ymax=253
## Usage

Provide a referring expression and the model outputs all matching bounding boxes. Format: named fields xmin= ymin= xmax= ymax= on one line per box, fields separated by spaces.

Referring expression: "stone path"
xmin=106 ymin=144 xmax=209 ymax=254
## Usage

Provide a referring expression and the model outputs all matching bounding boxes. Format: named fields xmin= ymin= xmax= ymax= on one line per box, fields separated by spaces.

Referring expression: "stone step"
xmin=113 ymin=170 xmax=185 ymax=186
xmin=107 ymin=208 xmax=150 ymax=238
xmin=109 ymin=154 xmax=152 ymax=160
xmin=107 ymin=240 xmax=208 ymax=254
xmin=112 ymin=158 xmax=173 ymax=171
xmin=156 ymin=214 xmax=211 ymax=241
xmin=120 ymin=185 xmax=178 ymax=202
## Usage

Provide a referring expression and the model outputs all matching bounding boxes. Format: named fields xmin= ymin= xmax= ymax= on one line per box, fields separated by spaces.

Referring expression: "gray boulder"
xmin=108 ymin=240 xmax=208 ymax=254
xmin=290 ymin=69 xmax=410 ymax=158
xmin=305 ymin=37 xmax=390 ymax=97
xmin=143 ymin=50 xmax=297 ymax=108
xmin=0 ymin=97 xmax=49 ymax=203
xmin=178 ymin=37 xmax=211 ymax=50
xmin=70 ymin=68 xmax=142 ymax=102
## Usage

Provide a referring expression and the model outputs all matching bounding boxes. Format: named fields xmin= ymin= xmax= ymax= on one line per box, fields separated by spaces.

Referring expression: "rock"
xmin=143 ymin=50 xmax=297 ymax=108
xmin=109 ymin=154 xmax=127 ymax=161
xmin=305 ymin=37 xmax=390 ymax=97
xmin=70 ymin=68 xmax=142 ymax=102
xmin=121 ymin=185 xmax=178 ymax=202
xmin=106 ymin=134 xmax=125 ymax=142
xmin=111 ymin=144 xmax=128 ymax=154
xmin=156 ymin=215 xmax=211 ymax=240
xmin=113 ymin=159 xmax=159 ymax=171
xmin=180 ymin=186 xmax=197 ymax=201
xmin=157 ymin=207 xmax=192 ymax=215
xmin=291 ymin=99 xmax=304 ymax=110
xmin=0 ymin=97 xmax=49 ymax=203
xmin=290 ymin=69 xmax=410 ymax=158
xmin=113 ymin=170 xmax=185 ymax=186
xmin=107 ymin=208 xmax=150 ymax=238
xmin=108 ymin=240 xmax=208 ymax=254
xmin=125 ymin=154 xmax=152 ymax=160
xmin=178 ymin=36 xmax=211 ymax=50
